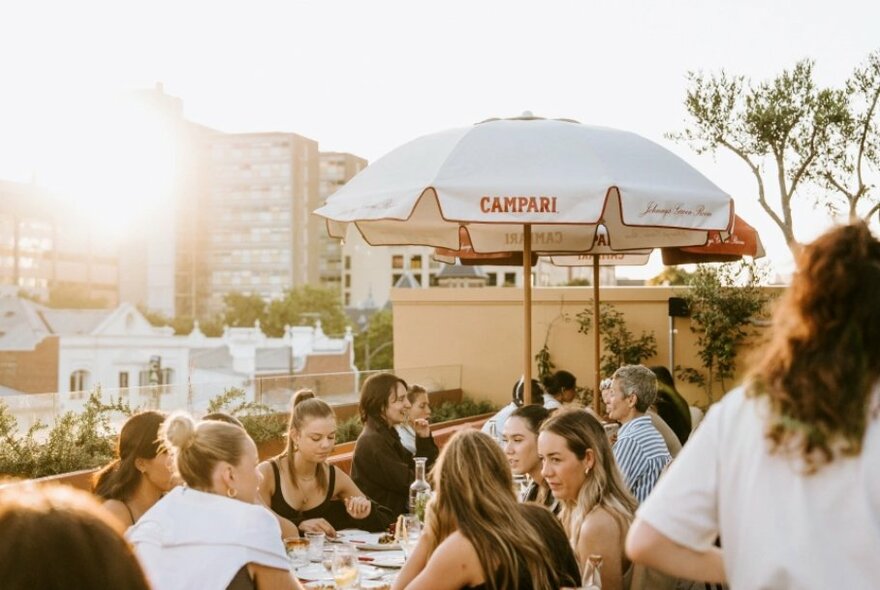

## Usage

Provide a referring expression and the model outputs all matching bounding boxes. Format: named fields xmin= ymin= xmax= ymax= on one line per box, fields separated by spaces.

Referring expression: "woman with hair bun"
xmin=128 ymin=412 xmax=301 ymax=590
xmin=258 ymin=389 xmax=394 ymax=537
xmin=93 ymin=410 xmax=174 ymax=528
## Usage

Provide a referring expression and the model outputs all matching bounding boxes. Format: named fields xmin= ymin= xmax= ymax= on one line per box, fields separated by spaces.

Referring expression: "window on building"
xmin=344 ymin=275 xmax=351 ymax=288
xmin=69 ymin=370 xmax=90 ymax=393
xmin=504 ymin=272 xmax=517 ymax=286
xmin=344 ymin=292 xmax=351 ymax=306
xmin=161 ymin=368 xmax=174 ymax=386
xmin=392 ymin=273 xmax=402 ymax=285
xmin=410 ymin=255 xmax=422 ymax=270
xmin=118 ymin=372 xmax=129 ymax=389
xmin=392 ymin=255 xmax=404 ymax=269
xmin=429 ymin=273 xmax=439 ymax=287
xmin=344 ymin=256 xmax=351 ymax=270
xmin=487 ymin=273 xmax=498 ymax=286
xmin=411 ymin=274 xmax=422 ymax=286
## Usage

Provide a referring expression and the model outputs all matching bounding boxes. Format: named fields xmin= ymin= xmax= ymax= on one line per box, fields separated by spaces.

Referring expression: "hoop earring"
xmin=227 ymin=487 xmax=238 ymax=498
xmin=584 ymin=465 xmax=592 ymax=476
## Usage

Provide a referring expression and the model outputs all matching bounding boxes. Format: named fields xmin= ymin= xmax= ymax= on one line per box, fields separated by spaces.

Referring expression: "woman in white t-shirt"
xmin=129 ymin=413 xmax=302 ymax=590
xmin=626 ymin=221 xmax=880 ymax=589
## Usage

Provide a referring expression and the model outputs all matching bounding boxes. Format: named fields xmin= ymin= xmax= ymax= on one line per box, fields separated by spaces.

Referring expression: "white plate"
xmin=295 ymin=564 xmax=383 ymax=582
xmin=337 ymin=531 xmax=400 ymax=551
xmin=369 ymin=555 xmax=405 ymax=569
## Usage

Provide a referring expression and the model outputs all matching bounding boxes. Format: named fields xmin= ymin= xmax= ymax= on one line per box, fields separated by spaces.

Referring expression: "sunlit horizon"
xmin=2 ymin=0 xmax=879 ymax=281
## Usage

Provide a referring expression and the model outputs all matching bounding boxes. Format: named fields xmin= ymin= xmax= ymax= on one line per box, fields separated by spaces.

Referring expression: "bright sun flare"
xmin=37 ymin=94 xmax=178 ymax=238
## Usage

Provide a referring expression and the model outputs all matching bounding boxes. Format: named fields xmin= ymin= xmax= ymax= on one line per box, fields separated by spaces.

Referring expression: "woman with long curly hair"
xmin=392 ymin=429 xmax=579 ymax=590
xmin=93 ymin=410 xmax=175 ymax=528
xmin=627 ymin=221 xmax=880 ymax=589
xmin=539 ymin=409 xmax=638 ymax=590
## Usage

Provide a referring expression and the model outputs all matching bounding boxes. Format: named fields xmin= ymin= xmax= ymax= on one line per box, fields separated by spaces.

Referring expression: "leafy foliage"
xmin=354 ymin=309 xmax=394 ymax=371
xmin=534 ymin=344 xmax=555 ymax=383
xmin=265 ymin=285 xmax=349 ymax=337
xmin=429 ymin=397 xmax=497 ymax=424
xmin=575 ymin=302 xmax=658 ymax=377
xmin=335 ymin=415 xmax=363 ymax=444
xmin=0 ymin=391 xmax=132 ymax=479
xmin=534 ymin=303 xmax=571 ymax=382
xmin=205 ymin=388 xmax=288 ymax=444
xmin=647 ymin=266 xmax=694 ymax=286
xmin=222 ymin=292 xmax=268 ymax=329
xmin=671 ymin=53 xmax=880 ymax=251
xmin=677 ymin=261 xmax=773 ymax=402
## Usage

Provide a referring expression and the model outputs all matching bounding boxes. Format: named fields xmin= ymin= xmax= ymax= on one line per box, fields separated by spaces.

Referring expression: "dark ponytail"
xmin=93 ymin=411 xmax=166 ymax=501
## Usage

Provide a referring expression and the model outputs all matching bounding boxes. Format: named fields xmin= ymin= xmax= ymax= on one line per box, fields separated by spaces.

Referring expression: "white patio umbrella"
xmin=315 ymin=114 xmax=735 ymax=404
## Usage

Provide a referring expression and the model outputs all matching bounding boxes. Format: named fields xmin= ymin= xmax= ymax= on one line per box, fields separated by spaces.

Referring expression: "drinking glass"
xmin=284 ymin=537 xmax=310 ymax=568
xmin=395 ymin=513 xmax=422 ymax=560
xmin=332 ymin=544 xmax=360 ymax=589
xmin=305 ymin=531 xmax=325 ymax=562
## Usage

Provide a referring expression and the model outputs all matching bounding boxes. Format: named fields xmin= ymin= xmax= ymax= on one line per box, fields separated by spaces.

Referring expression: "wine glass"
xmin=394 ymin=513 xmax=422 ymax=560
xmin=331 ymin=544 xmax=360 ymax=589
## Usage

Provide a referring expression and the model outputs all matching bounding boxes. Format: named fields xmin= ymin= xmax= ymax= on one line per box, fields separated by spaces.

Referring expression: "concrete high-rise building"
xmin=318 ymin=152 xmax=367 ymax=296
xmin=0 ymin=180 xmax=118 ymax=306
xmin=117 ymin=84 xmax=212 ymax=319
xmin=203 ymin=132 xmax=320 ymax=313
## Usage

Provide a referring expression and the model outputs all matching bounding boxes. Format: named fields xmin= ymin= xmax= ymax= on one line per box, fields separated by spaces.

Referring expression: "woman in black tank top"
xmin=257 ymin=390 xmax=394 ymax=536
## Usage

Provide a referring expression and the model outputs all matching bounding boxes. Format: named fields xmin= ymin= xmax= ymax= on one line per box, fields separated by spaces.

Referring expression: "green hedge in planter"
xmin=0 ymin=391 xmax=131 ymax=480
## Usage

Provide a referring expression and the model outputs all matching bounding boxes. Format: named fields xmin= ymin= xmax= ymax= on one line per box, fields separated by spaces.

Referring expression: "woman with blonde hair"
xmin=393 ymin=429 xmax=579 ymax=590
xmin=258 ymin=389 xmax=394 ymax=537
xmin=128 ymin=413 xmax=301 ymax=590
xmin=93 ymin=410 xmax=175 ymax=528
xmin=539 ymin=409 xmax=638 ymax=590
xmin=627 ymin=221 xmax=880 ymax=588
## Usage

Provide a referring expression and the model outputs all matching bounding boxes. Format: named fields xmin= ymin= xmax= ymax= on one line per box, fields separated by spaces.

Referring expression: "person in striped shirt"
xmin=605 ymin=365 xmax=671 ymax=503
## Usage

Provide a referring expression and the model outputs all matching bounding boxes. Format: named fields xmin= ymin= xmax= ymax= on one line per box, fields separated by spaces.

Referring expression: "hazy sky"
xmin=2 ymin=0 xmax=878 ymax=278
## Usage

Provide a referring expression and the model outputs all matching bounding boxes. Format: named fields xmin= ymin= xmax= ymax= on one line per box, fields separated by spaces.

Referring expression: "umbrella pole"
xmin=523 ymin=224 xmax=533 ymax=405
xmin=593 ymin=254 xmax=601 ymax=414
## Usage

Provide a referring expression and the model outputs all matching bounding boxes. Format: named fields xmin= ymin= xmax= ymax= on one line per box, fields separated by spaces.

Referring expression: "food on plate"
xmin=377 ymin=532 xmax=396 ymax=545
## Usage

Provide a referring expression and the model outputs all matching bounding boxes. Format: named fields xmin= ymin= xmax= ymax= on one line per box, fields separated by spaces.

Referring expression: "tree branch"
xmin=719 ymin=138 xmax=791 ymax=246
xmin=855 ymin=85 xmax=880 ymax=201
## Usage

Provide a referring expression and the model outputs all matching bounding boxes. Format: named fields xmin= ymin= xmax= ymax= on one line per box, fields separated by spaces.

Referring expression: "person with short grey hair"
xmin=606 ymin=364 xmax=671 ymax=502
xmin=613 ymin=365 xmax=659 ymax=412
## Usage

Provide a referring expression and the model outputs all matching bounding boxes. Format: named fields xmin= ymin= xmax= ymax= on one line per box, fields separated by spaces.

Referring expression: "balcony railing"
xmin=1 ymin=365 xmax=462 ymax=438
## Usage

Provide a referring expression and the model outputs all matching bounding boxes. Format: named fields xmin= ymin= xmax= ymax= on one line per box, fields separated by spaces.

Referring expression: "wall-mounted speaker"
xmin=668 ymin=297 xmax=689 ymax=318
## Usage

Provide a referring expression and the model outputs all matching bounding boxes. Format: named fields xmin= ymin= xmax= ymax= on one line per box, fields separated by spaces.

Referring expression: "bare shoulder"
xmin=435 ymin=532 xmax=483 ymax=579
xmin=412 ymin=531 xmax=483 ymax=589
xmin=578 ymin=507 xmax=623 ymax=546
xmin=101 ymin=499 xmax=133 ymax=527
xmin=257 ymin=460 xmax=277 ymax=494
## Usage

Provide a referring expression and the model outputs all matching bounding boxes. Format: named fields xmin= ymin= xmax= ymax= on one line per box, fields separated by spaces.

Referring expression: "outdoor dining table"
xmin=292 ymin=529 xmax=403 ymax=589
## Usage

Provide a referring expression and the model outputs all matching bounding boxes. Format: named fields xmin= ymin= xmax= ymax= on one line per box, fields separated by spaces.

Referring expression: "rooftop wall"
xmin=392 ymin=285 xmax=783 ymax=409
